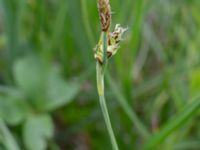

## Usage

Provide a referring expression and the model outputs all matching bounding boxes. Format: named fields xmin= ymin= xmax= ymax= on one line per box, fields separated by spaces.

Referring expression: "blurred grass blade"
xmin=118 ymin=0 xmax=132 ymax=23
xmin=119 ymin=0 xmax=145 ymax=98
xmin=0 ymin=119 xmax=20 ymax=150
xmin=1 ymin=0 xmax=19 ymax=82
xmin=80 ymin=0 xmax=95 ymax=46
xmin=143 ymin=23 xmax=167 ymax=63
xmin=16 ymin=0 xmax=26 ymax=42
xmin=49 ymin=0 xmax=68 ymax=53
xmin=175 ymin=140 xmax=200 ymax=150
xmin=128 ymin=0 xmax=144 ymax=60
xmin=67 ymin=0 xmax=92 ymax=66
xmin=106 ymin=73 xmax=150 ymax=139
xmin=143 ymin=95 xmax=200 ymax=149
xmin=1 ymin=0 xmax=18 ymax=61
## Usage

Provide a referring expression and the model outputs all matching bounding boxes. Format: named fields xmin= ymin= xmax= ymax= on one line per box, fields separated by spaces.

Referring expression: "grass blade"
xmin=0 ymin=119 xmax=20 ymax=150
xmin=80 ymin=0 xmax=96 ymax=47
xmin=143 ymin=95 xmax=200 ymax=149
xmin=106 ymin=73 xmax=150 ymax=139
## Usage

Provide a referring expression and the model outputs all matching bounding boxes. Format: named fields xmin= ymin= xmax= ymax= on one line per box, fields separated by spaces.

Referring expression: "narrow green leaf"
xmin=143 ymin=95 xmax=200 ymax=149
xmin=80 ymin=0 xmax=95 ymax=47
xmin=0 ymin=119 xmax=20 ymax=150
xmin=106 ymin=73 xmax=150 ymax=139
xmin=189 ymin=67 xmax=200 ymax=97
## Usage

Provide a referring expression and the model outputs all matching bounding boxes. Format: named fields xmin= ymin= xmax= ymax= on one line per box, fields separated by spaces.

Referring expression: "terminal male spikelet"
xmin=97 ymin=0 xmax=111 ymax=32
xmin=95 ymin=0 xmax=127 ymax=64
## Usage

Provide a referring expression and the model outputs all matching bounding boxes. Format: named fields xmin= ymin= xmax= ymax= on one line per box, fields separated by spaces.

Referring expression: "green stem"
xmin=102 ymin=32 xmax=107 ymax=65
xmin=96 ymin=62 xmax=119 ymax=150
xmin=96 ymin=32 xmax=119 ymax=150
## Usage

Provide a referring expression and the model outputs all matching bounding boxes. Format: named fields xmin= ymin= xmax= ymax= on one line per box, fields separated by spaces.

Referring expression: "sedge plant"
xmin=94 ymin=0 xmax=127 ymax=149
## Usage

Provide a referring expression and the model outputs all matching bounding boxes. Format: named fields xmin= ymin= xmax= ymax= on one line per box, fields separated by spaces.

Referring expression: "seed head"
xmin=97 ymin=0 xmax=111 ymax=32
xmin=94 ymin=24 xmax=128 ymax=64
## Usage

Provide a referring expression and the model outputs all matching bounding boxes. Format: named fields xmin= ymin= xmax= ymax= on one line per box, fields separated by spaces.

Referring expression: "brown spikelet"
xmin=97 ymin=0 xmax=111 ymax=32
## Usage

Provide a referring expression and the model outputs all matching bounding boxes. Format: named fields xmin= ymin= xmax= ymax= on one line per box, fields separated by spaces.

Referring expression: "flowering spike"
xmin=94 ymin=24 xmax=128 ymax=64
xmin=97 ymin=0 xmax=111 ymax=32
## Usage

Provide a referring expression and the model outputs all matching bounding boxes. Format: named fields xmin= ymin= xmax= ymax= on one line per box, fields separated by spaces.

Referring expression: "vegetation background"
xmin=0 ymin=0 xmax=200 ymax=150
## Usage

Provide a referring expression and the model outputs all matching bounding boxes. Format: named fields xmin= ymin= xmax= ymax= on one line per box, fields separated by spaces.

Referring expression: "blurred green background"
xmin=0 ymin=0 xmax=200 ymax=150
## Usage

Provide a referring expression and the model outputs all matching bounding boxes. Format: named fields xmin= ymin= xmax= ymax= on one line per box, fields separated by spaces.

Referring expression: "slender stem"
xmin=96 ymin=32 xmax=119 ymax=150
xmin=96 ymin=62 xmax=119 ymax=150
xmin=99 ymin=94 xmax=119 ymax=150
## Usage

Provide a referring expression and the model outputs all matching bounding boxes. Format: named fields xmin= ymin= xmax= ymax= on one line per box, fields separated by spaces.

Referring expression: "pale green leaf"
xmin=0 ymin=88 xmax=29 ymax=125
xmin=0 ymin=119 xmax=20 ymax=150
xmin=43 ymin=67 xmax=81 ymax=111
xmin=23 ymin=114 xmax=53 ymax=150
xmin=13 ymin=56 xmax=45 ymax=97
